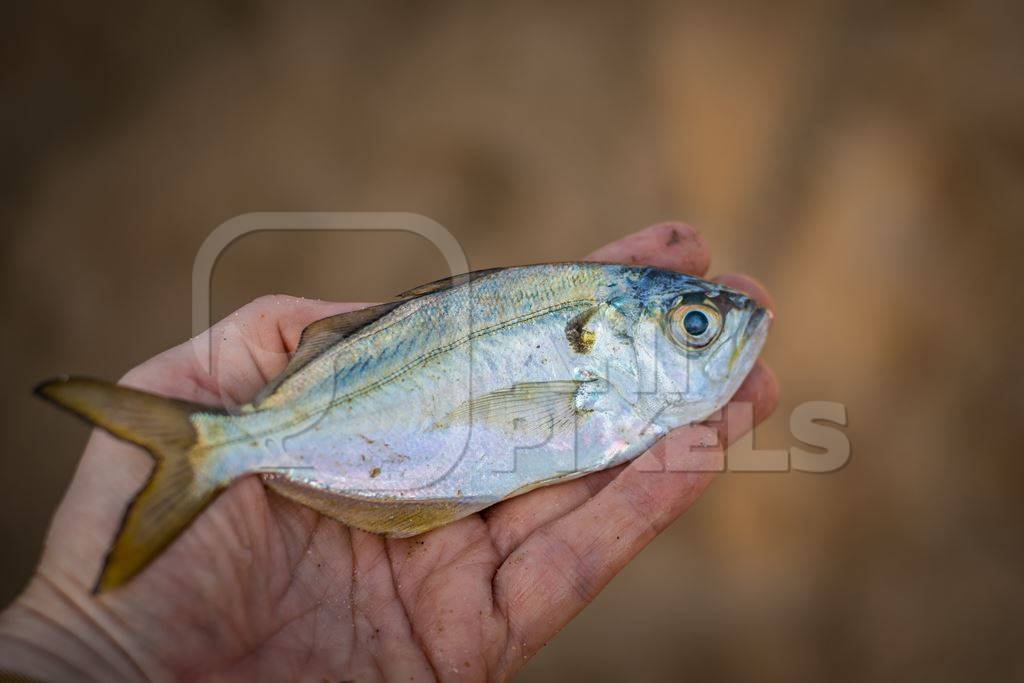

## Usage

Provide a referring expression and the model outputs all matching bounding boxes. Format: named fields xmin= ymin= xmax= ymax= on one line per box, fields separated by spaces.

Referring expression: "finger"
xmin=586 ymin=221 xmax=711 ymax=276
xmin=486 ymin=357 xmax=777 ymax=558
xmin=125 ymin=296 xmax=366 ymax=406
xmin=482 ymin=464 xmax=623 ymax=558
xmin=493 ymin=361 xmax=778 ymax=657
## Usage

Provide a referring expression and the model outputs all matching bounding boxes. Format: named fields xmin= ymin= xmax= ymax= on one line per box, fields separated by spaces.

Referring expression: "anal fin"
xmin=263 ymin=476 xmax=478 ymax=537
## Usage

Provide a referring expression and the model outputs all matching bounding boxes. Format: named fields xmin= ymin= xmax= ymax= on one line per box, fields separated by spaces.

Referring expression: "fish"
xmin=36 ymin=262 xmax=771 ymax=592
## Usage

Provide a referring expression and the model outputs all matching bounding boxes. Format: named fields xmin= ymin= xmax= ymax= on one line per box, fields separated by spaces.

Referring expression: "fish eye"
xmin=669 ymin=302 xmax=722 ymax=349
xmin=683 ymin=310 xmax=709 ymax=336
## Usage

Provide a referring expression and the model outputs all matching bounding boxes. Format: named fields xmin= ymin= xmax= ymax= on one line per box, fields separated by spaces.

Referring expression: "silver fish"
xmin=37 ymin=263 xmax=770 ymax=591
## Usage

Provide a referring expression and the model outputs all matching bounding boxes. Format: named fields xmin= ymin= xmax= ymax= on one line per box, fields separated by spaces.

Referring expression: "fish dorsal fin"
xmin=395 ymin=267 xmax=505 ymax=299
xmin=253 ymin=300 xmax=405 ymax=406
xmin=254 ymin=268 xmax=506 ymax=406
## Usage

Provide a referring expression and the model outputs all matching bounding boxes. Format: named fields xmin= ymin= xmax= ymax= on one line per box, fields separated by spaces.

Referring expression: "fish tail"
xmin=35 ymin=376 xmax=226 ymax=593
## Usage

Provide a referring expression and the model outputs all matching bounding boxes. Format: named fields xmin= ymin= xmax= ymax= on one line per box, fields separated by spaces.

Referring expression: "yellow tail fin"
xmin=35 ymin=377 xmax=225 ymax=593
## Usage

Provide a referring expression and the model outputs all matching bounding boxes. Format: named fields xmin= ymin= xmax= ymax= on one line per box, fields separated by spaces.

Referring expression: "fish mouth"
xmin=729 ymin=306 xmax=772 ymax=375
xmin=743 ymin=307 xmax=772 ymax=347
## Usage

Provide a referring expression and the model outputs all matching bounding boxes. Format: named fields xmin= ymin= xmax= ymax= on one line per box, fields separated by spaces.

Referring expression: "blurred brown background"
xmin=3 ymin=1 xmax=1023 ymax=680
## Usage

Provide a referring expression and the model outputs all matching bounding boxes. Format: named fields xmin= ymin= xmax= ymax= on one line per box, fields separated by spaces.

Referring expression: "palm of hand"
xmin=8 ymin=225 xmax=777 ymax=682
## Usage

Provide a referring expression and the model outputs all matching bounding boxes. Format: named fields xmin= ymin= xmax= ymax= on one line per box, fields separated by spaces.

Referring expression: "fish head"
xmin=633 ymin=271 xmax=772 ymax=430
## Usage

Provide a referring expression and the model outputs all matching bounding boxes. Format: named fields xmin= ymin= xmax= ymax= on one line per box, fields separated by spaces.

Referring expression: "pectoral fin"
xmin=441 ymin=380 xmax=593 ymax=440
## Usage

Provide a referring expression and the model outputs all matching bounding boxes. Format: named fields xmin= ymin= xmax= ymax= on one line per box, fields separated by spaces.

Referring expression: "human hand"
xmin=0 ymin=223 xmax=778 ymax=682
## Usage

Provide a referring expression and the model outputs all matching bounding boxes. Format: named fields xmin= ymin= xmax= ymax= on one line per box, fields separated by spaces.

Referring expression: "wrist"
xmin=0 ymin=575 xmax=152 ymax=682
